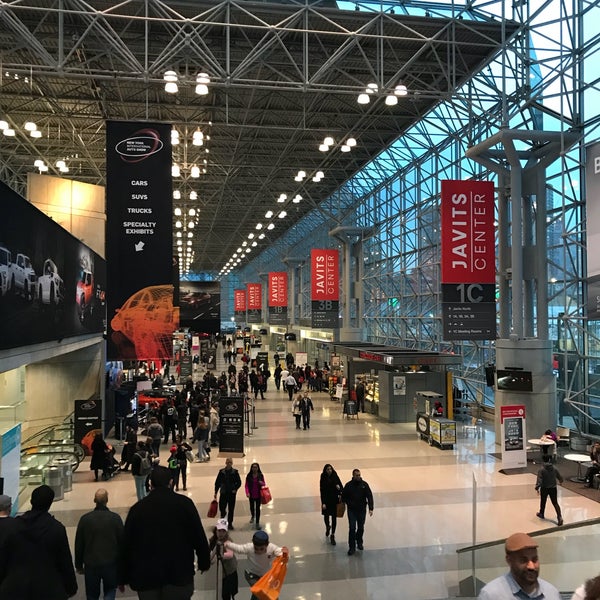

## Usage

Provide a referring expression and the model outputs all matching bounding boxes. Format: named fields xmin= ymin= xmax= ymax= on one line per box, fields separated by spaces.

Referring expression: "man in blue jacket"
xmin=341 ymin=469 xmax=374 ymax=556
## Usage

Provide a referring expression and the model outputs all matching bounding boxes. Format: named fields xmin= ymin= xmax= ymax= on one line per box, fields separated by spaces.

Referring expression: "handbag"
xmin=250 ymin=554 xmax=288 ymax=600
xmin=185 ymin=450 xmax=194 ymax=463
xmin=336 ymin=502 xmax=346 ymax=518
xmin=260 ymin=486 xmax=272 ymax=505
xmin=207 ymin=499 xmax=218 ymax=518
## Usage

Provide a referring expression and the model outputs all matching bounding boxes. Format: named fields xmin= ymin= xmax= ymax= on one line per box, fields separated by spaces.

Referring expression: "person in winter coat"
xmin=245 ymin=463 xmax=266 ymax=530
xmin=90 ymin=432 xmax=110 ymax=482
xmin=0 ymin=485 xmax=78 ymax=599
xmin=208 ymin=519 xmax=238 ymax=600
xmin=214 ymin=458 xmax=243 ymax=530
xmin=174 ymin=435 xmax=193 ymax=491
xmin=535 ymin=455 xmax=564 ymax=526
xmin=193 ymin=410 xmax=210 ymax=462
xmin=300 ymin=390 xmax=314 ymax=430
xmin=341 ymin=469 xmax=374 ymax=555
xmin=292 ymin=394 xmax=303 ymax=429
xmin=320 ymin=464 xmax=343 ymax=545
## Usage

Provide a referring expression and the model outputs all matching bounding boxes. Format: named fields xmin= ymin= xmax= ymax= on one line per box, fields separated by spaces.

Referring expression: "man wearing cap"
xmin=225 ymin=529 xmax=289 ymax=600
xmin=120 ymin=466 xmax=210 ymax=599
xmin=0 ymin=484 xmax=78 ymax=599
xmin=75 ymin=488 xmax=124 ymax=600
xmin=478 ymin=532 xmax=561 ymax=599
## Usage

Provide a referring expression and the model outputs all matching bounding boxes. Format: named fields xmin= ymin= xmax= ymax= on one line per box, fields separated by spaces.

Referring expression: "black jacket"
xmin=120 ymin=487 xmax=210 ymax=590
xmin=214 ymin=467 xmax=242 ymax=496
xmin=75 ymin=505 xmax=124 ymax=569
xmin=0 ymin=509 xmax=78 ymax=599
xmin=342 ymin=478 xmax=374 ymax=512
xmin=320 ymin=471 xmax=343 ymax=516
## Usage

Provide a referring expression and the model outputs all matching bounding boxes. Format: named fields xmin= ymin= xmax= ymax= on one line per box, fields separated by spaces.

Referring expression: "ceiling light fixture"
xmin=195 ymin=72 xmax=210 ymax=96
xmin=164 ymin=70 xmax=179 ymax=94
xmin=278 ymin=211 xmax=287 ymax=218
xmin=172 ymin=164 xmax=181 ymax=177
xmin=265 ymin=210 xmax=273 ymax=218
xmin=267 ymin=223 xmax=275 ymax=230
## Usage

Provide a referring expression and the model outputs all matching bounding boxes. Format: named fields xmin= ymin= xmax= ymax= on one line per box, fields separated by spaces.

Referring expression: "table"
xmin=527 ymin=438 xmax=556 ymax=463
xmin=564 ymin=453 xmax=592 ymax=482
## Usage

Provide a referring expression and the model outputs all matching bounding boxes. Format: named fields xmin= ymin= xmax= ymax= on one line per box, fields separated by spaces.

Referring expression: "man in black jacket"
xmin=120 ymin=466 xmax=211 ymax=599
xmin=75 ymin=488 xmax=124 ymax=600
xmin=0 ymin=484 xmax=78 ymax=599
xmin=341 ymin=469 xmax=374 ymax=556
xmin=213 ymin=457 xmax=242 ymax=530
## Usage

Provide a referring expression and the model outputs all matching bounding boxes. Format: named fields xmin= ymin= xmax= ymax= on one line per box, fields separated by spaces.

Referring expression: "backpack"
xmin=137 ymin=451 xmax=152 ymax=476
xmin=167 ymin=406 xmax=176 ymax=418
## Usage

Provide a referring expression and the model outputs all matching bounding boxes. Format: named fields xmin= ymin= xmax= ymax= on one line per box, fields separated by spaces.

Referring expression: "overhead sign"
xmin=106 ymin=121 xmax=175 ymax=359
xmin=440 ymin=180 xmax=496 ymax=341
xmin=268 ymin=271 xmax=288 ymax=325
xmin=311 ymin=248 xmax=339 ymax=328
xmin=247 ymin=282 xmax=262 ymax=323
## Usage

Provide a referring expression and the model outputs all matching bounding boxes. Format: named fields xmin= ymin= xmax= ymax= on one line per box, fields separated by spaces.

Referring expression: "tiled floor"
xmin=21 ymin=370 xmax=600 ymax=600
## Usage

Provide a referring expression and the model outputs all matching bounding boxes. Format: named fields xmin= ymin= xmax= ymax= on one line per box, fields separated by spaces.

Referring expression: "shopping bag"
xmin=260 ymin=486 xmax=272 ymax=505
xmin=207 ymin=499 xmax=218 ymax=518
xmin=250 ymin=554 xmax=288 ymax=600
xmin=336 ymin=502 xmax=346 ymax=518
xmin=185 ymin=450 xmax=194 ymax=463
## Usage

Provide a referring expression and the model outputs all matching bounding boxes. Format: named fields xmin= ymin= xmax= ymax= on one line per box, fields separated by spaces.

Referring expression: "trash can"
xmin=42 ymin=466 xmax=64 ymax=501
xmin=52 ymin=458 xmax=73 ymax=493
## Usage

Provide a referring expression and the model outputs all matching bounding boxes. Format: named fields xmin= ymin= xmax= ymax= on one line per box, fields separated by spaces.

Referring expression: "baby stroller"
xmin=102 ymin=445 xmax=121 ymax=480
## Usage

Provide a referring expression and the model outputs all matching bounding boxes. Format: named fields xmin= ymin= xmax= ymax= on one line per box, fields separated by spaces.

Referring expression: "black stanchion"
xmin=251 ymin=402 xmax=258 ymax=430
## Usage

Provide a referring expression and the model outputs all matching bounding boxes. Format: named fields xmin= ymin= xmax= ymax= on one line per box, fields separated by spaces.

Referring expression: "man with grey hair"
xmin=0 ymin=494 xmax=16 ymax=549
xmin=75 ymin=488 xmax=124 ymax=600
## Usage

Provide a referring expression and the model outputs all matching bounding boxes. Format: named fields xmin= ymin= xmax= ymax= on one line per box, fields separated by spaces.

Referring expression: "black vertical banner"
xmin=106 ymin=121 xmax=175 ymax=360
xmin=219 ymin=397 xmax=245 ymax=455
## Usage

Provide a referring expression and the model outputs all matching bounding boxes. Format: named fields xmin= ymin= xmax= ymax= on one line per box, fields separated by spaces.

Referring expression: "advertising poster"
xmin=585 ymin=142 xmax=600 ymax=318
xmin=219 ymin=396 xmax=245 ymax=455
xmin=179 ymin=281 xmax=221 ymax=332
xmin=0 ymin=424 xmax=21 ymax=515
xmin=268 ymin=271 xmax=288 ymax=325
xmin=234 ymin=289 xmax=247 ymax=322
xmin=311 ymin=248 xmax=339 ymax=328
xmin=393 ymin=375 xmax=406 ymax=396
xmin=500 ymin=404 xmax=527 ymax=470
xmin=74 ymin=398 xmax=103 ymax=456
xmin=106 ymin=121 xmax=176 ymax=360
xmin=0 ymin=181 xmax=106 ymax=350
xmin=440 ymin=180 xmax=496 ymax=341
xmin=247 ymin=282 xmax=262 ymax=324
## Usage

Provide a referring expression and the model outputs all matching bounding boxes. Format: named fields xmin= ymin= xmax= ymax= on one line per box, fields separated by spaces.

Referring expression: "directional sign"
xmin=442 ymin=302 xmax=496 ymax=340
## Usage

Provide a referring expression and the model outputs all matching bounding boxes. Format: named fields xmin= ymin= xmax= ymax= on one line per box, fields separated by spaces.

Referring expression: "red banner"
xmin=234 ymin=289 xmax=246 ymax=311
xmin=441 ymin=180 xmax=495 ymax=284
xmin=311 ymin=249 xmax=339 ymax=301
xmin=268 ymin=272 xmax=288 ymax=307
xmin=247 ymin=283 xmax=262 ymax=309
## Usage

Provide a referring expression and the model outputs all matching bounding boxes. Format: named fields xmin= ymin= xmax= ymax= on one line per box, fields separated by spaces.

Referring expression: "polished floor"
xmin=20 ymin=367 xmax=600 ymax=599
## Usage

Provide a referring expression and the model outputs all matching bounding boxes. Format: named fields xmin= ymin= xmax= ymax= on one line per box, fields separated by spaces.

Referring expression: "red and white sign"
xmin=311 ymin=249 xmax=339 ymax=301
xmin=441 ymin=180 xmax=495 ymax=284
xmin=247 ymin=283 xmax=262 ymax=310
xmin=268 ymin=272 xmax=288 ymax=307
xmin=234 ymin=289 xmax=246 ymax=312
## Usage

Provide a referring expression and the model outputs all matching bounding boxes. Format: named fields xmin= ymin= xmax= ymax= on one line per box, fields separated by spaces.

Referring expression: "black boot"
xmin=330 ymin=534 xmax=336 ymax=545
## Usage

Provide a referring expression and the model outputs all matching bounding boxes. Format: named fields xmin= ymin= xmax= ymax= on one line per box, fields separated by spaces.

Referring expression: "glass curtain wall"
xmin=228 ymin=0 xmax=600 ymax=433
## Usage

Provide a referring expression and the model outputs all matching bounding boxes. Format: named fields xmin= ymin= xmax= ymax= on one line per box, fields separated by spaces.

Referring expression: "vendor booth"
xmin=330 ymin=342 xmax=462 ymax=423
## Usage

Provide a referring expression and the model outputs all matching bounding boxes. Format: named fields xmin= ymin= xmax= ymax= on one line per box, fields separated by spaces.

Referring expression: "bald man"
xmin=75 ymin=489 xmax=124 ymax=600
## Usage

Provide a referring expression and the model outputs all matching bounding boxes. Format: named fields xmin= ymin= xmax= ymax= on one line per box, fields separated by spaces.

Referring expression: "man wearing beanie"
xmin=0 ymin=484 xmax=78 ymax=599
xmin=478 ymin=532 xmax=560 ymax=599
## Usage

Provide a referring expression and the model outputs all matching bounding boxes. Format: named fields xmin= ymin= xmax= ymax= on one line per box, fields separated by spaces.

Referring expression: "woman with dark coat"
xmin=90 ymin=432 xmax=109 ymax=482
xmin=320 ymin=463 xmax=343 ymax=545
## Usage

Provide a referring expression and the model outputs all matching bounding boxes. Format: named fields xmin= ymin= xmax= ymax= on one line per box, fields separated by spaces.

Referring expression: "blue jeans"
xmin=133 ymin=474 xmax=147 ymax=501
xmin=347 ymin=507 xmax=366 ymax=551
xmin=84 ymin=562 xmax=117 ymax=600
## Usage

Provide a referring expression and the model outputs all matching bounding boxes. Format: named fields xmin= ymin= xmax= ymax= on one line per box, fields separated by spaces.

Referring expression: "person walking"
xmin=0 ymin=485 xmax=78 ymax=599
xmin=301 ymin=390 xmax=314 ymax=430
xmin=74 ymin=488 xmax=124 ymax=600
xmin=341 ymin=468 xmax=374 ymax=555
xmin=214 ymin=458 xmax=242 ymax=530
xmin=193 ymin=410 xmax=210 ymax=462
xmin=292 ymin=394 xmax=302 ymax=429
xmin=355 ymin=379 xmax=366 ymax=413
xmin=478 ymin=532 xmax=560 ymax=599
xmin=535 ymin=455 xmax=564 ymax=526
xmin=120 ymin=466 xmax=211 ymax=599
xmin=174 ymin=434 xmax=193 ymax=491
xmin=285 ymin=373 xmax=297 ymax=401
xmin=131 ymin=441 xmax=152 ymax=501
xmin=225 ymin=530 xmax=288 ymax=600
xmin=163 ymin=399 xmax=178 ymax=444
xmin=245 ymin=463 xmax=266 ymax=530
xmin=320 ymin=464 xmax=343 ymax=546
xmin=90 ymin=432 xmax=110 ymax=482
xmin=209 ymin=519 xmax=239 ymax=600
xmin=146 ymin=417 xmax=163 ymax=457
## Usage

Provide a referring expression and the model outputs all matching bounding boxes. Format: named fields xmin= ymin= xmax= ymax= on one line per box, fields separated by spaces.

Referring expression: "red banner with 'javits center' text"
xmin=441 ymin=180 xmax=495 ymax=284
xmin=234 ymin=289 xmax=246 ymax=312
xmin=247 ymin=283 xmax=262 ymax=309
xmin=268 ymin=272 xmax=288 ymax=306
xmin=311 ymin=249 xmax=339 ymax=301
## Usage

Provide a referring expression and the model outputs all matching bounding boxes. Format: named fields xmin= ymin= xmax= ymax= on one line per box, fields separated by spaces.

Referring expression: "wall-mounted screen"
xmin=496 ymin=369 xmax=533 ymax=392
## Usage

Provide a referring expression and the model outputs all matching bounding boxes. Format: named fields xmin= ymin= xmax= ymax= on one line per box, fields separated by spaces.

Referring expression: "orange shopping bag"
xmin=250 ymin=554 xmax=289 ymax=600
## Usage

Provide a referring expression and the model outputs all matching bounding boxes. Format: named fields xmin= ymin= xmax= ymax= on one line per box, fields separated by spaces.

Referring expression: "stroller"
xmin=102 ymin=445 xmax=121 ymax=480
